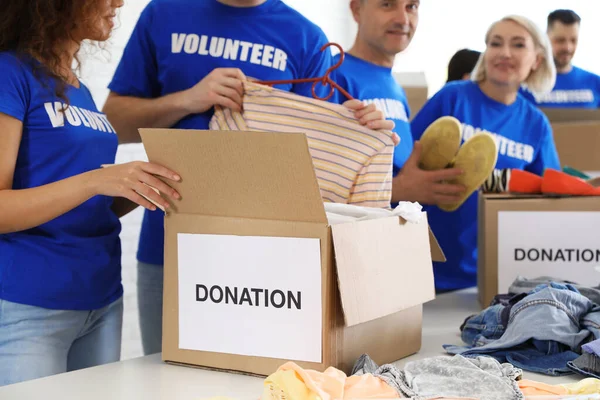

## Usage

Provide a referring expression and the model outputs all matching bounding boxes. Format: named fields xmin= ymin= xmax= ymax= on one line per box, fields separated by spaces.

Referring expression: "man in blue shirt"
xmin=521 ymin=9 xmax=600 ymax=108
xmin=333 ymin=0 xmax=465 ymax=207
xmin=103 ymin=0 xmax=392 ymax=357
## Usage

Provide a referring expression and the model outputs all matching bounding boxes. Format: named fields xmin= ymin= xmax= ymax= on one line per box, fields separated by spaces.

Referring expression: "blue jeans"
xmin=137 ymin=262 xmax=163 ymax=356
xmin=0 ymin=297 xmax=123 ymax=387
xmin=445 ymin=284 xmax=600 ymax=376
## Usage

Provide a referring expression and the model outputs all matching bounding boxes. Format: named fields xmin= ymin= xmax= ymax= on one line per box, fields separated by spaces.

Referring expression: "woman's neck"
xmin=55 ymin=41 xmax=79 ymax=86
xmin=478 ymin=79 xmax=518 ymax=105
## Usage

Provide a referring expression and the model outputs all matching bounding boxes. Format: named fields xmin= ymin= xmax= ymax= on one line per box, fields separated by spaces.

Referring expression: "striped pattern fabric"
xmin=209 ymin=81 xmax=395 ymax=208
xmin=482 ymin=168 xmax=510 ymax=193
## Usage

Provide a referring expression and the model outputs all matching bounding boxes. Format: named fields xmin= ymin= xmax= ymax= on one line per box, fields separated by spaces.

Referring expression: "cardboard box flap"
xmin=139 ymin=129 xmax=327 ymax=223
xmin=428 ymin=227 xmax=446 ymax=262
xmin=331 ymin=214 xmax=436 ymax=327
xmin=542 ymin=108 xmax=600 ymax=123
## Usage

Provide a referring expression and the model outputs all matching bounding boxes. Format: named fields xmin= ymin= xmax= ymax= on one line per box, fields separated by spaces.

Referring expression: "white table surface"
xmin=0 ymin=288 xmax=581 ymax=399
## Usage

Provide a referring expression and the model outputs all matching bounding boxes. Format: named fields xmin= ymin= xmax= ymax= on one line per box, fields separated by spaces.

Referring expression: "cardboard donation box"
xmin=140 ymin=129 xmax=443 ymax=376
xmin=478 ymin=193 xmax=600 ymax=307
xmin=551 ymin=121 xmax=600 ymax=175
xmin=541 ymin=108 xmax=600 ymax=175
xmin=393 ymin=72 xmax=428 ymax=119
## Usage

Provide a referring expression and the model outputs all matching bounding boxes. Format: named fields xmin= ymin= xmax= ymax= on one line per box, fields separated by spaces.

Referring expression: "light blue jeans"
xmin=137 ymin=262 xmax=163 ymax=356
xmin=0 ymin=297 xmax=123 ymax=387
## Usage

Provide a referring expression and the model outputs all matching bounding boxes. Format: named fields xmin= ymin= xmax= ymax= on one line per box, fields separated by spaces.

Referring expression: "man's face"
xmin=548 ymin=21 xmax=579 ymax=70
xmin=353 ymin=0 xmax=420 ymax=56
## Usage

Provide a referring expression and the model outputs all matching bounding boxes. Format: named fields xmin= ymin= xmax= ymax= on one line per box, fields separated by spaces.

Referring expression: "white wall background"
xmin=80 ymin=0 xmax=600 ymax=360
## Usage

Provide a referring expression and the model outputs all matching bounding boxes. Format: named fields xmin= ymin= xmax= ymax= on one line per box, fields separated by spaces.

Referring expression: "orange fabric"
xmin=542 ymin=169 xmax=600 ymax=196
xmin=273 ymin=362 xmax=400 ymax=399
xmin=345 ymin=373 xmax=401 ymax=399
xmin=508 ymin=169 xmax=543 ymax=193
xmin=518 ymin=379 xmax=568 ymax=396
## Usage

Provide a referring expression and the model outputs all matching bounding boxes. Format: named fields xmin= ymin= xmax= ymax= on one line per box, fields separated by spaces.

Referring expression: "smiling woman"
xmin=408 ymin=14 xmax=561 ymax=294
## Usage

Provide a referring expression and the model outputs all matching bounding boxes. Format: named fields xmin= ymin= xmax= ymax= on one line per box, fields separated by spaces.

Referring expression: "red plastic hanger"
xmin=254 ymin=42 xmax=354 ymax=102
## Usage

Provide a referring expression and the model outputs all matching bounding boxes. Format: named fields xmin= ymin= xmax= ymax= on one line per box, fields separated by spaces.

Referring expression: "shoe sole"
xmin=419 ymin=116 xmax=463 ymax=171
xmin=439 ymin=132 xmax=498 ymax=212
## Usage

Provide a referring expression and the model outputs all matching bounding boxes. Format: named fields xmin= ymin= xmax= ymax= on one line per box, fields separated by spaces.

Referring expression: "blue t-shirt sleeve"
xmin=292 ymin=28 xmax=333 ymax=100
xmin=108 ymin=3 xmax=160 ymax=98
xmin=411 ymin=88 xmax=449 ymax=141
xmin=330 ymin=65 xmax=351 ymax=105
xmin=526 ymin=117 xmax=561 ymax=175
xmin=0 ymin=54 xmax=29 ymax=121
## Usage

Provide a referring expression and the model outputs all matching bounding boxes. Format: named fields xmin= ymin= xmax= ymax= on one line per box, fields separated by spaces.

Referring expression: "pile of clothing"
xmin=445 ymin=278 xmax=600 ymax=379
xmin=253 ymin=354 xmax=599 ymax=400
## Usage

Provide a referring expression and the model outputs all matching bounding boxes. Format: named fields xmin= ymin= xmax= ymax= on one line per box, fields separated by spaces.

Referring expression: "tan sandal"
xmin=418 ymin=116 xmax=463 ymax=171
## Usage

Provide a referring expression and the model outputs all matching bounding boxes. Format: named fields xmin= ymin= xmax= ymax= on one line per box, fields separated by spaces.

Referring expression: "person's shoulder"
xmin=271 ymin=1 xmax=327 ymax=38
xmin=574 ymin=66 xmax=600 ymax=91
xmin=142 ymin=0 xmax=197 ymax=18
xmin=441 ymin=79 xmax=473 ymax=93
xmin=0 ymin=51 xmax=34 ymax=82
xmin=0 ymin=51 xmax=26 ymax=69
xmin=516 ymin=93 xmax=550 ymax=127
xmin=432 ymin=80 xmax=474 ymax=100
xmin=573 ymin=65 xmax=600 ymax=79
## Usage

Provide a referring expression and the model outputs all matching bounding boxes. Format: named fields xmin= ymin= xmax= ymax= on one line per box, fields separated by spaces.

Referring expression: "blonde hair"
xmin=471 ymin=15 xmax=556 ymax=95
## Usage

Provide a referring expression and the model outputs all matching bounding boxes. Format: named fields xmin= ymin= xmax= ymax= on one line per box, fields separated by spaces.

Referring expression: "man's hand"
xmin=344 ymin=100 xmax=399 ymax=144
xmin=392 ymin=141 xmax=466 ymax=205
xmin=181 ymin=68 xmax=246 ymax=114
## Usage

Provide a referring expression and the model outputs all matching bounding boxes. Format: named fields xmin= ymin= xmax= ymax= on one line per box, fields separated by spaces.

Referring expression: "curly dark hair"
xmin=0 ymin=1 xmax=103 ymax=103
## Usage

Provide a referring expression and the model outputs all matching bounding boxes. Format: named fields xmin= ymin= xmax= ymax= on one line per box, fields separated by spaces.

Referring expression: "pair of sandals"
xmin=417 ymin=116 xmax=498 ymax=212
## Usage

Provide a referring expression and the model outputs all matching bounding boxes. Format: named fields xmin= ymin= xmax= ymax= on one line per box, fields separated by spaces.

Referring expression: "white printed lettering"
xmin=184 ymin=34 xmax=200 ymax=54
xmin=223 ymin=39 xmax=239 ymax=60
xmin=198 ymin=35 xmax=209 ymax=55
xmin=461 ymin=123 xmax=535 ymax=162
xmin=72 ymin=106 xmax=91 ymax=128
xmin=43 ymin=103 xmax=115 ymax=134
xmin=81 ymin=109 xmax=98 ymax=130
xmin=64 ymin=107 xmax=81 ymax=126
xmin=272 ymin=49 xmax=288 ymax=71
xmin=239 ymin=41 xmax=253 ymax=62
xmin=44 ymin=102 xmax=65 ymax=128
xmin=209 ymin=37 xmax=225 ymax=58
xmin=261 ymin=45 xmax=274 ymax=67
xmin=535 ymin=89 xmax=595 ymax=104
xmin=250 ymin=44 xmax=264 ymax=65
xmin=170 ymin=34 xmax=289 ymax=72
xmin=171 ymin=33 xmax=186 ymax=53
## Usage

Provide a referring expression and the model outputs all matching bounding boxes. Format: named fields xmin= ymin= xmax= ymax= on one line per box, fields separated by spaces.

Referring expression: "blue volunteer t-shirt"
xmin=412 ymin=80 xmax=560 ymax=291
xmin=520 ymin=66 xmax=600 ymax=108
xmin=0 ymin=52 xmax=122 ymax=310
xmin=333 ymin=53 xmax=413 ymax=175
xmin=108 ymin=0 xmax=333 ymax=267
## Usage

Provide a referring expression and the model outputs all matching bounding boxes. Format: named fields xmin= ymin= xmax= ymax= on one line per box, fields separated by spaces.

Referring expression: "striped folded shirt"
xmin=209 ymin=81 xmax=396 ymax=208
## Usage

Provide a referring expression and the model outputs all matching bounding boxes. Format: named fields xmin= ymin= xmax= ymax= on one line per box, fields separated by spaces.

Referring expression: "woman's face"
xmin=483 ymin=20 xmax=541 ymax=88
xmin=84 ymin=0 xmax=124 ymax=42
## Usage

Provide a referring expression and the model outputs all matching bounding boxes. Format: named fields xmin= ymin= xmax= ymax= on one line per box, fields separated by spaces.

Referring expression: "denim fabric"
xmin=137 ymin=261 xmax=164 ymax=356
xmin=567 ymin=352 xmax=600 ymax=379
xmin=0 ymin=297 xmax=123 ymax=387
xmin=461 ymin=304 xmax=505 ymax=347
xmin=445 ymin=284 xmax=600 ymax=376
xmin=351 ymin=354 xmax=406 ymax=397
xmin=509 ymin=276 xmax=600 ymax=306
xmin=351 ymin=354 xmax=523 ymax=400
xmin=490 ymin=292 xmax=528 ymax=308
xmin=461 ymin=293 xmax=528 ymax=347
xmin=583 ymin=338 xmax=600 ymax=357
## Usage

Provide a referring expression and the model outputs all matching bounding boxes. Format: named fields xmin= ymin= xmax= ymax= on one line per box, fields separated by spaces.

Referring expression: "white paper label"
xmin=177 ymin=233 xmax=322 ymax=363
xmin=497 ymin=211 xmax=600 ymax=293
